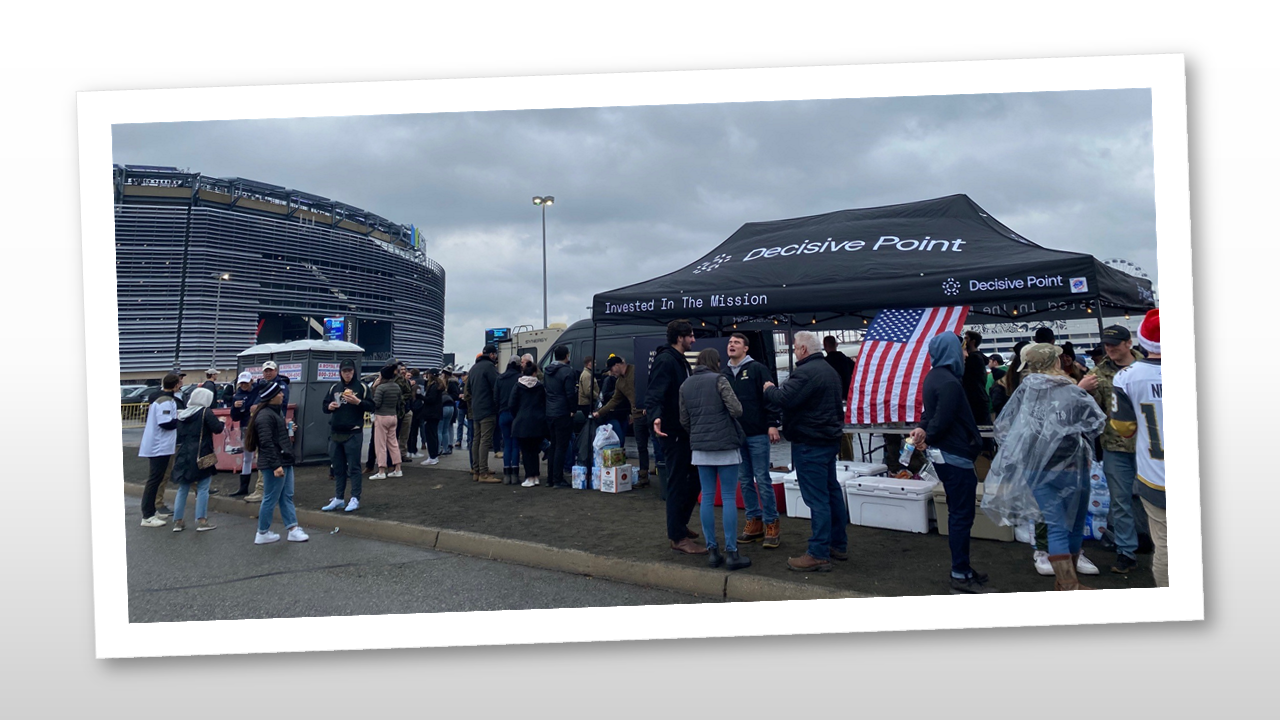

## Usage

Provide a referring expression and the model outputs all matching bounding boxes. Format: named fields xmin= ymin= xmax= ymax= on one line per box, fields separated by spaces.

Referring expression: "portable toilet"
xmin=237 ymin=339 xmax=364 ymax=464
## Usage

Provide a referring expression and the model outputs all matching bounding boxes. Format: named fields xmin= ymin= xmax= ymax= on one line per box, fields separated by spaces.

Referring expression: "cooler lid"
xmin=849 ymin=476 xmax=938 ymax=497
xmin=837 ymin=461 xmax=889 ymax=476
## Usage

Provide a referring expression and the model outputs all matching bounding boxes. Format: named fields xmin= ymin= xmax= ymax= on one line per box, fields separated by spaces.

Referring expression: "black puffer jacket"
xmin=172 ymin=407 xmax=226 ymax=485
xmin=543 ymin=361 xmax=578 ymax=419
xmin=508 ymin=377 xmax=548 ymax=439
xmin=495 ymin=368 xmax=521 ymax=415
xmin=644 ymin=344 xmax=692 ymax=432
xmin=420 ymin=379 xmax=443 ymax=420
xmin=254 ymin=403 xmax=294 ymax=472
xmin=763 ymin=353 xmax=843 ymax=445
xmin=679 ymin=366 xmax=743 ymax=452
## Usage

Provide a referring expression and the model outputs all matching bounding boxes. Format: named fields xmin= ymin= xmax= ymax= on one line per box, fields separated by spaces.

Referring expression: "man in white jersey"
xmin=1109 ymin=309 xmax=1166 ymax=587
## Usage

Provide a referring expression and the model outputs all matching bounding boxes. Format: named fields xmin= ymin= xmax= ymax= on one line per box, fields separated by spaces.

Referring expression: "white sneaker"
xmin=1033 ymin=550 xmax=1054 ymax=576
xmin=421 ymin=457 xmax=439 ymax=465
xmin=369 ymin=472 xmax=387 ymax=480
xmin=321 ymin=497 xmax=345 ymax=511
xmin=1076 ymin=553 xmax=1100 ymax=575
xmin=288 ymin=526 xmax=310 ymax=543
xmin=255 ymin=530 xmax=280 ymax=545
xmin=141 ymin=516 xmax=167 ymax=528
xmin=388 ymin=469 xmax=403 ymax=478
xmin=344 ymin=497 xmax=360 ymax=512
xmin=521 ymin=478 xmax=536 ymax=488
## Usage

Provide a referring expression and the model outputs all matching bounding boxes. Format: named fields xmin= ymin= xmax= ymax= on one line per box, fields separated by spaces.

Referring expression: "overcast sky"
xmin=112 ymin=89 xmax=1157 ymax=359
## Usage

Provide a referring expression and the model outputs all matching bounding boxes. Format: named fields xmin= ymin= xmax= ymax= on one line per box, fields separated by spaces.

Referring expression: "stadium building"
xmin=114 ymin=165 xmax=445 ymax=382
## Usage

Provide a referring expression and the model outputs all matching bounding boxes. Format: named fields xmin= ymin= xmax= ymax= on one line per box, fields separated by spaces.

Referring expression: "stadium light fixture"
xmin=212 ymin=272 xmax=231 ymax=375
xmin=532 ymin=195 xmax=555 ymax=327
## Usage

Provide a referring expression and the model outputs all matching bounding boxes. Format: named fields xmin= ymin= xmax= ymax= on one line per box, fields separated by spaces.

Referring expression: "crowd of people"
xmin=133 ymin=311 xmax=1166 ymax=594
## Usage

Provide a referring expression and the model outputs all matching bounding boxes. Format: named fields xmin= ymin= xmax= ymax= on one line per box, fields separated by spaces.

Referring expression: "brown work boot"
xmin=477 ymin=472 xmax=501 ymax=484
xmin=737 ymin=517 xmax=765 ymax=543
xmin=1050 ymin=553 xmax=1094 ymax=590
xmin=671 ymin=537 xmax=709 ymax=555
xmin=787 ymin=553 xmax=832 ymax=572
xmin=762 ymin=520 xmax=781 ymax=549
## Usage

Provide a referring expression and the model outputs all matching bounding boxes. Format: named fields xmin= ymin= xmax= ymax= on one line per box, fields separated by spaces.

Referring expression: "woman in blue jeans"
xmin=170 ymin=387 xmax=225 ymax=532
xmin=984 ymin=343 xmax=1106 ymax=590
xmin=679 ymin=349 xmax=750 ymax=570
xmin=246 ymin=382 xmax=309 ymax=545
xmin=439 ymin=370 xmax=457 ymax=455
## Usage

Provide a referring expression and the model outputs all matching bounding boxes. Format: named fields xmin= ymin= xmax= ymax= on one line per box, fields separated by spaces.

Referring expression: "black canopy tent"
xmin=592 ymin=195 xmax=1156 ymax=335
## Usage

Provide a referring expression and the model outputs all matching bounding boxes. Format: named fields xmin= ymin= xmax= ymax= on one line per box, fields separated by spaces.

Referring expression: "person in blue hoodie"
xmin=909 ymin=333 xmax=990 ymax=594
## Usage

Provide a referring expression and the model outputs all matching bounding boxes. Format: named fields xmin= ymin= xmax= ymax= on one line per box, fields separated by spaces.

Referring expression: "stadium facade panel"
xmin=114 ymin=165 xmax=445 ymax=379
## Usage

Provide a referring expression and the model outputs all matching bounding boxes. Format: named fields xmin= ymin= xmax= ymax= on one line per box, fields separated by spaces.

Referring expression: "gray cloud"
xmin=112 ymin=89 xmax=1157 ymax=358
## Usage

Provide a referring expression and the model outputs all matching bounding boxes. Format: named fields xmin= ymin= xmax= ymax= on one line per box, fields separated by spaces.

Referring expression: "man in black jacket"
xmin=765 ymin=331 xmax=847 ymax=572
xmin=321 ymin=359 xmax=375 ymax=513
xmin=961 ymin=331 xmax=994 ymax=455
xmin=543 ymin=344 xmax=578 ymax=488
xmin=910 ymin=332 xmax=989 ymax=594
xmin=243 ymin=360 xmax=291 ymax=504
xmin=724 ymin=333 xmax=784 ymax=549
xmin=647 ymin=319 xmax=705 ymax=555
xmin=467 ymin=345 xmax=502 ymax=483
xmin=823 ymin=335 xmax=855 ymax=401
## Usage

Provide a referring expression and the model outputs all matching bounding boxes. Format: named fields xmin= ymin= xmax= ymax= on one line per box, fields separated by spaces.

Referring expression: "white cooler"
xmin=781 ymin=463 xmax=887 ymax=520
xmin=845 ymin=475 xmax=938 ymax=533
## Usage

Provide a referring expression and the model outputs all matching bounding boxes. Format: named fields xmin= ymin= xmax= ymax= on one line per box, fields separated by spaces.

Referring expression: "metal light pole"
xmin=212 ymin=272 xmax=230 ymax=373
xmin=532 ymin=195 xmax=554 ymax=327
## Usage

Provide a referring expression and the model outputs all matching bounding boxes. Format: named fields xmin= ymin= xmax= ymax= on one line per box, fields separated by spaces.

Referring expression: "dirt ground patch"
xmin=121 ymin=448 xmax=1155 ymax=597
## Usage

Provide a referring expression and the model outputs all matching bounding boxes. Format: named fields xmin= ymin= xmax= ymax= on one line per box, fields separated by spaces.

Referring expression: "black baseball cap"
xmin=482 ymin=344 xmax=498 ymax=355
xmin=606 ymin=356 xmax=625 ymax=369
xmin=340 ymin=358 xmax=356 ymax=371
xmin=1100 ymin=325 xmax=1132 ymax=346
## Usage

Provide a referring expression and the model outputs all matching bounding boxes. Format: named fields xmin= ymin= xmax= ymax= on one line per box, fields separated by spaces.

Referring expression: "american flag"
xmin=848 ymin=307 xmax=969 ymax=424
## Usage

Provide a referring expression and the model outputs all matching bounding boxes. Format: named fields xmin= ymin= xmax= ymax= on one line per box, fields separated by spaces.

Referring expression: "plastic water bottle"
xmin=899 ymin=437 xmax=916 ymax=467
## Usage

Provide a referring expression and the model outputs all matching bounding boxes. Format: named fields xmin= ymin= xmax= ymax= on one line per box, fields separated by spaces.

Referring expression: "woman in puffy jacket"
xmin=170 ymin=387 xmax=225 ymax=532
xmin=246 ymin=382 xmax=308 ymax=545
xmin=508 ymin=362 xmax=548 ymax=488
xmin=679 ymin=349 xmax=750 ymax=571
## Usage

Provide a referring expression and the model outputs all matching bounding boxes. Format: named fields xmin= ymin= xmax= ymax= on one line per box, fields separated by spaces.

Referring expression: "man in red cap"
xmin=1109 ymin=309 xmax=1166 ymax=587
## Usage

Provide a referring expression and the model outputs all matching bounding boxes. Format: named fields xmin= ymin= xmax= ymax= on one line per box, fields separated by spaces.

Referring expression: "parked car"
xmin=120 ymin=385 xmax=149 ymax=404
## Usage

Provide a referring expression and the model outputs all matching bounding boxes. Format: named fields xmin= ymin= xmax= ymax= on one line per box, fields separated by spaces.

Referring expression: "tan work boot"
xmin=737 ymin=517 xmax=765 ymax=543
xmin=1050 ymin=553 xmax=1094 ymax=590
xmin=477 ymin=473 xmax=502 ymax=484
xmin=243 ymin=472 xmax=264 ymax=503
xmin=762 ymin=520 xmax=781 ymax=549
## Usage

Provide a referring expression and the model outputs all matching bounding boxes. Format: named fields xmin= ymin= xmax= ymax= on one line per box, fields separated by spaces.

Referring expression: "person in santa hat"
xmin=1110 ymin=309 xmax=1166 ymax=587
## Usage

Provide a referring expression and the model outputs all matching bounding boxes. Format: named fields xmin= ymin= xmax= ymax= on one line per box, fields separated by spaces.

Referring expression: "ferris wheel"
xmin=1103 ymin=257 xmax=1158 ymax=304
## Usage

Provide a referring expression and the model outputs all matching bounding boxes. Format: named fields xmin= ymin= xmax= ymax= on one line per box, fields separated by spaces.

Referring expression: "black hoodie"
xmin=644 ymin=344 xmax=692 ymax=432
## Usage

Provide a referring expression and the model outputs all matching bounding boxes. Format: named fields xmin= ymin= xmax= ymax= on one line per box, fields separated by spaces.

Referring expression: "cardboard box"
xmin=931 ymin=482 xmax=1016 ymax=542
xmin=601 ymin=465 xmax=633 ymax=493
xmin=601 ymin=447 xmax=628 ymax=468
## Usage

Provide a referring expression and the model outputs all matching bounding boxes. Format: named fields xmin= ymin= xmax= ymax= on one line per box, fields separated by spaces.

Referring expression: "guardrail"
xmin=122 ymin=402 xmax=149 ymax=428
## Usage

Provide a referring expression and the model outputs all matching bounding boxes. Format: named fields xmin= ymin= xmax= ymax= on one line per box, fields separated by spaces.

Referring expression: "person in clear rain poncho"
xmin=981 ymin=343 xmax=1107 ymax=591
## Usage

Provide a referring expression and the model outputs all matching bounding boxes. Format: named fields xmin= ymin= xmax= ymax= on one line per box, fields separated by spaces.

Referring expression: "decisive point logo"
xmin=693 ymin=253 xmax=732 ymax=274
xmin=942 ymin=278 xmax=961 ymax=296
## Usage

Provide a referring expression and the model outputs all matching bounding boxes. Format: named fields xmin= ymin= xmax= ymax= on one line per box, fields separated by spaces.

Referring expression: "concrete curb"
xmin=124 ymin=483 xmax=873 ymax=602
